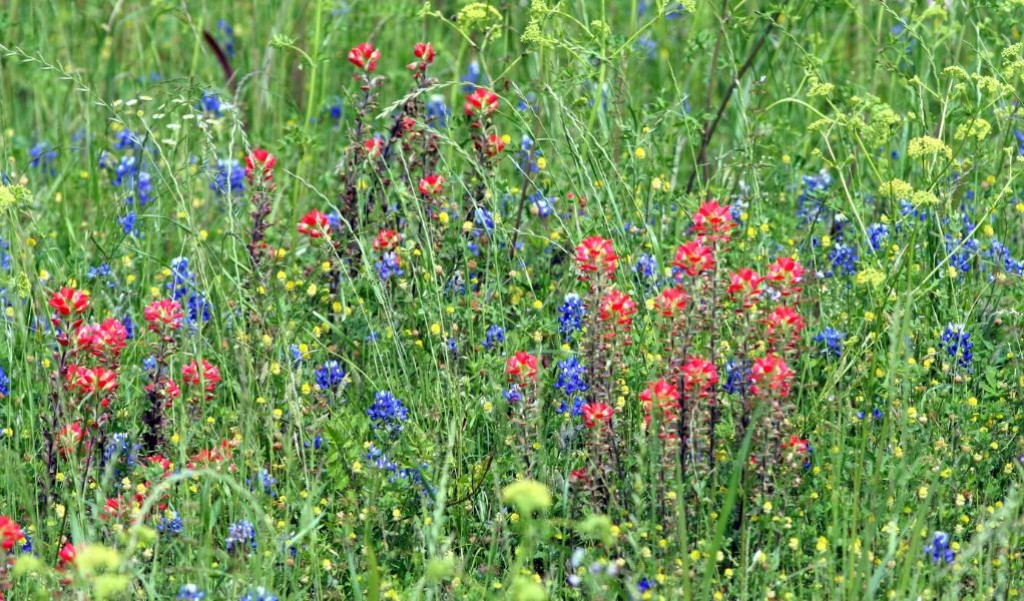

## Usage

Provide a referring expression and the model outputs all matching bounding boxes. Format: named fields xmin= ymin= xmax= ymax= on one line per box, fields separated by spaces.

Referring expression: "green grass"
xmin=1 ymin=0 xmax=1024 ymax=599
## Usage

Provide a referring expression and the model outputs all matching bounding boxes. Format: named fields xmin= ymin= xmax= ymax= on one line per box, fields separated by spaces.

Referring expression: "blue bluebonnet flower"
xmin=516 ymin=92 xmax=539 ymax=112
xmin=723 ymin=359 xmax=751 ymax=395
xmin=504 ymin=384 xmax=524 ymax=404
xmin=866 ymin=223 xmax=889 ymax=252
xmin=634 ymin=254 xmax=658 ymax=279
xmin=178 ymin=584 xmax=206 ymax=600
xmin=157 ymin=512 xmax=184 ymax=536
xmin=796 ymin=169 xmax=832 ymax=223
xmin=529 ymin=191 xmax=555 ymax=218
xmin=111 ymin=156 xmax=153 ymax=206
xmin=143 ymin=355 xmax=158 ymax=371
xmin=924 ymin=531 xmax=954 ymax=564
xmin=0 ymin=237 xmax=10 ymax=271
xmin=367 ymin=391 xmax=409 ymax=439
xmin=635 ymin=34 xmax=657 ymax=59
xmin=114 ymin=130 xmax=142 ymax=151
xmin=940 ymin=323 xmax=973 ymax=370
xmin=225 ymin=520 xmax=257 ymax=553
xmin=827 ymin=244 xmax=858 ymax=276
xmin=987 ymin=239 xmax=1024 ymax=276
xmin=446 ymin=273 xmax=467 ymax=296
xmin=167 ymin=257 xmax=211 ymax=326
xmin=376 ymin=252 xmax=403 ymax=280
xmin=102 ymin=433 xmax=138 ymax=475
xmin=240 ymin=587 xmax=278 ymax=601
xmin=426 ymin=94 xmax=450 ymax=128
xmin=30 ymin=142 xmax=58 ymax=177
xmin=814 ymin=327 xmax=845 ymax=357
xmin=315 ymin=360 xmax=346 ymax=392
xmin=289 ymin=344 xmax=304 ymax=366
xmin=119 ymin=211 xmax=138 ymax=236
xmin=197 ymin=91 xmax=224 ymax=117
xmin=19 ymin=534 xmax=32 ymax=553
xmin=248 ymin=469 xmax=279 ymax=498
xmin=554 ymin=355 xmax=588 ymax=415
xmin=483 ymin=325 xmax=505 ymax=350
xmin=324 ymin=97 xmax=343 ymax=123
xmin=638 ymin=577 xmax=654 ymax=593
xmin=943 ymin=233 xmax=979 ymax=274
xmin=210 ymin=159 xmax=245 ymax=196
xmin=475 ymin=208 xmax=495 ymax=232
xmin=0 ymin=364 xmax=9 ymax=397
xmin=460 ymin=60 xmax=486 ymax=93
xmin=558 ymin=293 xmax=586 ymax=340
xmin=122 ymin=315 xmax=135 ymax=340
xmin=446 ymin=337 xmax=458 ymax=355
xmin=217 ymin=19 xmax=236 ymax=58
xmin=365 ymin=443 xmax=398 ymax=472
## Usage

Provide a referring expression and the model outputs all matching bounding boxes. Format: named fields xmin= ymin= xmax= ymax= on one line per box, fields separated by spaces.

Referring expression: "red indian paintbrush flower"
xmin=74 ymin=318 xmax=128 ymax=360
xmin=575 ymin=236 xmax=618 ymax=278
xmin=348 ymin=43 xmax=381 ymax=72
xmin=692 ymin=200 xmax=735 ymax=240
xmin=245 ymin=149 xmax=276 ymax=184
xmin=144 ymin=299 xmax=184 ymax=332
xmin=750 ymin=354 xmax=794 ymax=398
xmin=727 ymin=268 xmax=763 ymax=307
xmin=363 ymin=138 xmax=384 ymax=158
xmin=66 ymin=365 xmax=119 ymax=396
xmin=57 ymin=542 xmax=77 ymax=569
xmin=680 ymin=357 xmax=718 ymax=396
xmin=766 ymin=256 xmax=805 ymax=296
xmin=57 ymin=422 xmax=84 ymax=457
xmin=182 ymin=359 xmax=221 ymax=393
xmin=640 ymin=378 xmax=681 ymax=437
xmin=372 ymin=229 xmax=401 ymax=252
xmin=673 ymin=241 xmax=715 ymax=276
xmin=484 ymin=133 xmax=505 ymax=156
xmin=298 ymin=210 xmax=331 ymax=238
xmin=652 ymin=286 xmax=688 ymax=318
xmin=408 ymin=42 xmax=436 ymax=71
xmin=599 ymin=289 xmax=638 ymax=328
xmin=49 ymin=287 xmax=90 ymax=317
xmin=765 ymin=305 xmax=805 ymax=347
xmin=464 ymin=87 xmax=499 ymax=117
xmin=505 ymin=351 xmax=539 ymax=382
xmin=418 ymin=174 xmax=445 ymax=196
xmin=582 ymin=402 xmax=614 ymax=428
xmin=0 ymin=515 xmax=23 ymax=551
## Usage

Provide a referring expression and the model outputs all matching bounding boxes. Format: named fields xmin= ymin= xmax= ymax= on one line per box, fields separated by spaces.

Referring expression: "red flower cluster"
xmin=727 ymin=267 xmax=763 ymax=308
xmin=74 ymin=318 xmax=128 ymax=361
xmin=673 ymin=241 xmax=715 ymax=276
xmin=692 ymin=200 xmax=735 ymax=242
xmin=640 ymin=378 xmax=681 ymax=438
xmin=348 ymin=42 xmax=381 ymax=72
xmin=680 ymin=357 xmax=718 ymax=396
xmin=372 ymin=229 xmax=402 ymax=252
xmin=582 ymin=401 xmax=614 ymax=428
xmin=766 ymin=256 xmax=805 ymax=297
xmin=0 ymin=515 xmax=23 ymax=552
xmin=599 ymin=289 xmax=638 ymax=330
xmin=464 ymin=87 xmax=499 ymax=118
xmin=750 ymin=354 xmax=794 ymax=398
xmin=418 ymin=174 xmax=445 ymax=196
xmin=408 ymin=42 xmax=436 ymax=73
xmin=653 ymin=286 xmax=688 ymax=318
xmin=144 ymin=299 xmax=184 ymax=333
xmin=182 ymin=359 xmax=221 ymax=393
xmin=245 ymin=148 xmax=276 ymax=186
xmin=505 ymin=351 xmax=539 ymax=382
xmin=575 ymin=236 xmax=618 ymax=279
xmin=298 ymin=209 xmax=331 ymax=238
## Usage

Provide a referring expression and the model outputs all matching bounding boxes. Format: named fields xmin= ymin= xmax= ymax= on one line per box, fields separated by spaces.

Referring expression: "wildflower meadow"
xmin=2 ymin=0 xmax=1024 ymax=598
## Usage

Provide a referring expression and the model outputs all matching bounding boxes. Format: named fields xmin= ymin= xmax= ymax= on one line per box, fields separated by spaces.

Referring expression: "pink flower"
xmin=766 ymin=256 xmax=805 ymax=296
xmin=49 ymin=287 xmax=90 ymax=317
xmin=348 ymin=43 xmax=381 ymax=72
xmin=75 ymin=319 xmax=128 ymax=360
xmin=0 ymin=515 xmax=23 ymax=552
xmin=727 ymin=268 xmax=763 ymax=307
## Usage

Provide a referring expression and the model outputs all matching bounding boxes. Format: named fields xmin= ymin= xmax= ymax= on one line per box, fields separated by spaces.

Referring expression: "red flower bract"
xmin=373 ymin=229 xmax=401 ymax=252
xmin=727 ymin=268 xmax=763 ymax=307
xmin=653 ymin=286 xmax=688 ymax=318
xmin=765 ymin=305 xmax=804 ymax=345
xmin=574 ymin=236 xmax=618 ymax=278
xmin=673 ymin=241 xmax=715 ymax=276
xmin=750 ymin=354 xmax=794 ymax=398
xmin=582 ymin=402 xmax=614 ymax=428
xmin=413 ymin=42 xmax=435 ymax=65
xmin=680 ymin=357 xmax=718 ymax=395
xmin=298 ymin=210 xmax=331 ymax=238
xmin=74 ymin=318 xmax=128 ymax=360
xmin=66 ymin=365 xmax=119 ymax=396
xmin=144 ymin=299 xmax=184 ymax=332
xmin=363 ymin=138 xmax=384 ymax=158
xmin=464 ymin=87 xmax=499 ymax=117
xmin=182 ymin=359 xmax=221 ymax=393
xmin=505 ymin=351 xmax=538 ymax=382
xmin=348 ymin=42 xmax=381 ymax=72
xmin=484 ymin=133 xmax=505 ymax=156
xmin=599 ymin=289 xmax=637 ymax=328
xmin=767 ymin=256 xmax=805 ymax=296
xmin=0 ymin=515 xmax=23 ymax=551
xmin=245 ymin=148 xmax=276 ymax=184
xmin=692 ymin=200 xmax=735 ymax=240
xmin=419 ymin=174 xmax=445 ymax=196
xmin=49 ymin=287 xmax=90 ymax=317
